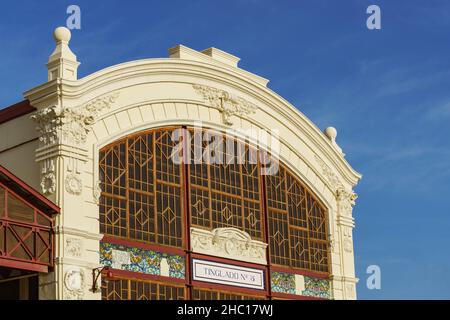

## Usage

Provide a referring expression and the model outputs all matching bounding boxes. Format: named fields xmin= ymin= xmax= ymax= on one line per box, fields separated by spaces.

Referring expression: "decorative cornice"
xmin=190 ymin=227 xmax=268 ymax=265
xmin=193 ymin=84 xmax=258 ymax=125
xmin=54 ymin=226 xmax=104 ymax=241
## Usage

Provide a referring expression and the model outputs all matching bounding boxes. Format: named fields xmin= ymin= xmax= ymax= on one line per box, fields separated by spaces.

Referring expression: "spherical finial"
xmin=53 ymin=26 xmax=71 ymax=43
xmin=324 ymin=127 xmax=337 ymax=141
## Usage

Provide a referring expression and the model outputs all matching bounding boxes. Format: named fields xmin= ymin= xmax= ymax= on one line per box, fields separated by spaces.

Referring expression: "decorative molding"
xmin=31 ymin=105 xmax=94 ymax=146
xmin=336 ymin=188 xmax=357 ymax=216
xmin=345 ymin=283 xmax=356 ymax=300
xmin=314 ymin=154 xmax=344 ymax=192
xmin=343 ymin=238 xmax=353 ymax=253
xmin=342 ymin=226 xmax=354 ymax=254
xmin=193 ymin=84 xmax=258 ymax=125
xmin=84 ymin=91 xmax=120 ymax=119
xmin=64 ymin=267 xmax=85 ymax=300
xmin=190 ymin=227 xmax=268 ymax=265
xmin=93 ymin=180 xmax=102 ymax=205
xmin=65 ymin=173 xmax=83 ymax=195
xmin=31 ymin=91 xmax=120 ymax=147
xmin=54 ymin=226 xmax=104 ymax=241
xmin=40 ymin=172 xmax=56 ymax=195
xmin=65 ymin=237 xmax=83 ymax=258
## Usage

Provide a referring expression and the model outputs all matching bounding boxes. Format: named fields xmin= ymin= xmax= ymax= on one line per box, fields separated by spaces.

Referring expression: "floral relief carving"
xmin=93 ymin=180 xmax=102 ymax=205
xmin=64 ymin=268 xmax=85 ymax=300
xmin=65 ymin=173 xmax=83 ymax=195
xmin=193 ymin=84 xmax=258 ymax=125
xmin=314 ymin=154 xmax=344 ymax=191
xmin=31 ymin=91 xmax=120 ymax=146
xmin=190 ymin=227 xmax=268 ymax=265
xmin=336 ymin=187 xmax=358 ymax=217
xmin=342 ymin=226 xmax=354 ymax=253
xmin=65 ymin=237 xmax=82 ymax=258
xmin=40 ymin=172 xmax=56 ymax=195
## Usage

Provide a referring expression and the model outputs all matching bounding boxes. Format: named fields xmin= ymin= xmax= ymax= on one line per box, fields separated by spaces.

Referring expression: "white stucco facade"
xmin=0 ymin=27 xmax=361 ymax=300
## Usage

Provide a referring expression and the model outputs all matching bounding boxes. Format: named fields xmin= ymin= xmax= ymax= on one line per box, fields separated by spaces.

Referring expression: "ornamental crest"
xmin=193 ymin=84 xmax=258 ymax=125
xmin=190 ymin=227 xmax=268 ymax=264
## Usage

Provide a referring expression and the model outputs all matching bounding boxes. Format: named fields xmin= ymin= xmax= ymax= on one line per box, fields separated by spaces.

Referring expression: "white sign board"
xmin=192 ymin=259 xmax=265 ymax=290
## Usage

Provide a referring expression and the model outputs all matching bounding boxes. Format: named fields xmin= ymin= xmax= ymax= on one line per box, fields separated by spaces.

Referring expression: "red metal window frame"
xmin=99 ymin=126 xmax=331 ymax=300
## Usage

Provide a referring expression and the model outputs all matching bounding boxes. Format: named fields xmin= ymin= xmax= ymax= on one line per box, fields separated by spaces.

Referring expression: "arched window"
xmin=99 ymin=126 xmax=330 ymax=299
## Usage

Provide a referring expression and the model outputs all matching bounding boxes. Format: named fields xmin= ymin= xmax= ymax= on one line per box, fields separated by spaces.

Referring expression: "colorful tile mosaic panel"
xmin=302 ymin=276 xmax=330 ymax=299
xmin=271 ymin=271 xmax=296 ymax=294
xmin=100 ymin=242 xmax=185 ymax=279
xmin=270 ymin=271 xmax=331 ymax=299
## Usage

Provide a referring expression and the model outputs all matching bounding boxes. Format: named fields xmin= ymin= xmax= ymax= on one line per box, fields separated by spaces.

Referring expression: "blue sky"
xmin=1 ymin=0 xmax=449 ymax=299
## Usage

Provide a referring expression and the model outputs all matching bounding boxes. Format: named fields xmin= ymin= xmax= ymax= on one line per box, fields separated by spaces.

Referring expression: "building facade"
xmin=0 ymin=27 xmax=361 ymax=300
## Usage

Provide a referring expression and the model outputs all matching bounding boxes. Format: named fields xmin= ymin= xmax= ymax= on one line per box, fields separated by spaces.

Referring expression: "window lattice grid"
xmin=265 ymin=166 xmax=329 ymax=273
xmin=190 ymin=187 xmax=210 ymax=228
xmin=128 ymin=134 xmax=154 ymax=193
xmin=156 ymin=183 xmax=183 ymax=247
xmin=99 ymin=127 xmax=184 ymax=248
xmin=155 ymin=130 xmax=181 ymax=185
xmin=192 ymin=288 xmax=265 ymax=300
xmin=99 ymin=126 xmax=330 ymax=274
xmin=99 ymin=142 xmax=127 ymax=198
xmin=267 ymin=209 xmax=290 ymax=266
xmin=265 ymin=168 xmax=287 ymax=211
xmin=102 ymin=279 xmax=129 ymax=300
xmin=99 ymin=195 xmax=127 ymax=238
xmin=309 ymin=240 xmax=329 ymax=273
xmin=128 ymin=191 xmax=155 ymax=243
xmin=188 ymin=130 xmax=263 ymax=240
xmin=289 ymin=228 xmax=310 ymax=269
xmin=286 ymin=174 xmax=308 ymax=229
xmin=307 ymin=194 xmax=328 ymax=240
xmin=102 ymin=278 xmax=185 ymax=300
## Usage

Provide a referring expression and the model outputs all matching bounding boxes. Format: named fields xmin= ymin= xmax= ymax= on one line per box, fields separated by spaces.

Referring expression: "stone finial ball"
xmin=324 ymin=127 xmax=337 ymax=141
xmin=53 ymin=26 xmax=71 ymax=42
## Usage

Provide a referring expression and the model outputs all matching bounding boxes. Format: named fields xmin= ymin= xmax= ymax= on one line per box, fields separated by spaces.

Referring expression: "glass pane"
xmin=7 ymin=194 xmax=34 ymax=223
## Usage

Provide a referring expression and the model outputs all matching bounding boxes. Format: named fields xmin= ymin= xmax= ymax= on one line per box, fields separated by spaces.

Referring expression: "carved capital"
xmin=191 ymin=227 xmax=268 ymax=264
xmin=31 ymin=91 xmax=120 ymax=147
xmin=336 ymin=187 xmax=358 ymax=218
xmin=193 ymin=84 xmax=257 ymax=125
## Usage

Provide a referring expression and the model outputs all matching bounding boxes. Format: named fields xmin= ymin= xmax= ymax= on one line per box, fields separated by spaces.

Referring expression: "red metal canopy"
xmin=0 ymin=165 xmax=59 ymax=273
